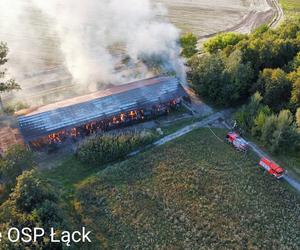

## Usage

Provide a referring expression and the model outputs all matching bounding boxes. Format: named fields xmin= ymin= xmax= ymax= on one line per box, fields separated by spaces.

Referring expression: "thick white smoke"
xmin=0 ymin=0 xmax=185 ymax=90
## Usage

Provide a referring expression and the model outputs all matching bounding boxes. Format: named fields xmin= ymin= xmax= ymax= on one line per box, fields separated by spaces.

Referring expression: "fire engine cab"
xmin=226 ymin=132 xmax=248 ymax=152
xmin=259 ymin=157 xmax=286 ymax=179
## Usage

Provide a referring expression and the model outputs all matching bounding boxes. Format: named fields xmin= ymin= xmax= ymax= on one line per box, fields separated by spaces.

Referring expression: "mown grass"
xmin=72 ymin=128 xmax=300 ymax=249
xmin=280 ymin=0 xmax=300 ymax=12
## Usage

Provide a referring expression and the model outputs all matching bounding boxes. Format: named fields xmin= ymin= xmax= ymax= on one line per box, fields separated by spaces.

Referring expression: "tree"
xmin=234 ymin=92 xmax=263 ymax=131
xmin=297 ymin=108 xmax=300 ymax=129
xmin=180 ymin=33 xmax=198 ymax=58
xmin=289 ymin=67 xmax=300 ymax=109
xmin=189 ymin=53 xmax=227 ymax=105
xmin=271 ymin=110 xmax=299 ymax=152
xmin=0 ymin=42 xmax=20 ymax=111
xmin=203 ymin=32 xmax=246 ymax=54
xmin=261 ymin=114 xmax=278 ymax=147
xmin=10 ymin=170 xmax=57 ymax=212
xmin=286 ymin=52 xmax=300 ymax=72
xmin=252 ymin=25 xmax=269 ymax=37
xmin=257 ymin=68 xmax=292 ymax=112
xmin=0 ymin=170 xmax=67 ymax=249
xmin=251 ymin=105 xmax=272 ymax=136
xmin=224 ymin=50 xmax=254 ymax=101
xmin=0 ymin=145 xmax=34 ymax=185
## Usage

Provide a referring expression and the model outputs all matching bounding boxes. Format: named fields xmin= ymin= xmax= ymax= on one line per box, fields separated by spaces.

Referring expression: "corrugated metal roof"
xmin=18 ymin=76 xmax=187 ymax=142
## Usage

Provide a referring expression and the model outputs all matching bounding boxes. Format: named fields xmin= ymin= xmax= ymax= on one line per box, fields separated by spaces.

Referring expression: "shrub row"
xmin=76 ymin=131 xmax=157 ymax=166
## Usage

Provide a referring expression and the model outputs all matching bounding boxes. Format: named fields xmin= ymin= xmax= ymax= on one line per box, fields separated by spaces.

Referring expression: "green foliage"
xmin=257 ymin=68 xmax=292 ymax=111
xmin=180 ymin=32 xmax=198 ymax=58
xmin=280 ymin=0 xmax=300 ymax=13
xmin=286 ymin=52 xmax=300 ymax=71
xmin=224 ymin=50 xmax=254 ymax=99
xmin=289 ymin=67 xmax=300 ymax=108
xmin=297 ymin=108 xmax=300 ymax=128
xmin=77 ymin=131 xmax=157 ymax=166
xmin=234 ymin=92 xmax=263 ymax=131
xmin=3 ymin=101 xmax=29 ymax=115
xmin=252 ymin=106 xmax=272 ymax=136
xmin=252 ymin=25 xmax=269 ymax=37
xmin=189 ymin=53 xmax=226 ymax=105
xmin=271 ymin=110 xmax=300 ymax=152
xmin=203 ymin=32 xmax=246 ymax=53
xmin=0 ymin=42 xmax=8 ymax=66
xmin=235 ymin=93 xmax=300 ymax=153
xmin=0 ymin=170 xmax=67 ymax=249
xmin=10 ymin=170 xmax=57 ymax=212
xmin=190 ymin=49 xmax=254 ymax=106
xmin=0 ymin=145 xmax=34 ymax=200
xmin=190 ymin=18 xmax=300 ymax=110
xmin=0 ymin=42 xmax=20 ymax=111
xmin=261 ymin=114 xmax=278 ymax=146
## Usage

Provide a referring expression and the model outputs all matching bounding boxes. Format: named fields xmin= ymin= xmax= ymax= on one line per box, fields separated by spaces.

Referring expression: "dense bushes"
xmin=76 ymin=131 xmax=157 ymax=166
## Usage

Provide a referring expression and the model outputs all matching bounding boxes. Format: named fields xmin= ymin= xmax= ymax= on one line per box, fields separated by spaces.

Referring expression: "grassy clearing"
xmin=160 ymin=117 xmax=196 ymax=135
xmin=280 ymin=0 xmax=300 ymax=12
xmin=72 ymin=128 xmax=300 ymax=249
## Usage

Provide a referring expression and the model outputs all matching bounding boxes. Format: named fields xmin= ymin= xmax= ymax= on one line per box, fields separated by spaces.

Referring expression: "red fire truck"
xmin=258 ymin=157 xmax=286 ymax=179
xmin=226 ymin=132 xmax=249 ymax=152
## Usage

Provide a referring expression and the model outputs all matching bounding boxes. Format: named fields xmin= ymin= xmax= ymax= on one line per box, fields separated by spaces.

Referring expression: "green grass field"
xmin=280 ymin=0 xmax=300 ymax=12
xmin=47 ymin=128 xmax=300 ymax=249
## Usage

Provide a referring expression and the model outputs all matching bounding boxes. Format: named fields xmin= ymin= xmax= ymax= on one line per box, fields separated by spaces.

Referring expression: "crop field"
xmin=51 ymin=128 xmax=300 ymax=249
xmin=156 ymin=0 xmax=249 ymax=36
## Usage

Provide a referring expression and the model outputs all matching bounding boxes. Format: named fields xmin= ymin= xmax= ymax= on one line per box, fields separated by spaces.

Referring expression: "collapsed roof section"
xmin=18 ymin=76 xmax=188 ymax=142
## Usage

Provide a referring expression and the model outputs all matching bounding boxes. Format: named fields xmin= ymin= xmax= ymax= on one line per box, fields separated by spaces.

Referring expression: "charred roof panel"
xmin=18 ymin=76 xmax=187 ymax=142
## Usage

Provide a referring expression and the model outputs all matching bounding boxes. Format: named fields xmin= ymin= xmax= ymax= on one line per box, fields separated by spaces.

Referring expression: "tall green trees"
xmin=289 ymin=67 xmax=300 ymax=108
xmin=296 ymin=108 xmax=300 ymax=129
xmin=190 ymin=50 xmax=254 ymax=106
xmin=189 ymin=18 xmax=300 ymax=111
xmin=256 ymin=68 xmax=292 ymax=111
xmin=0 ymin=42 xmax=20 ymax=111
xmin=189 ymin=53 xmax=227 ymax=105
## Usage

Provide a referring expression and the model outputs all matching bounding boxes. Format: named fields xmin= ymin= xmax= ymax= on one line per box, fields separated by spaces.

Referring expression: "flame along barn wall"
xmin=29 ymin=99 xmax=182 ymax=151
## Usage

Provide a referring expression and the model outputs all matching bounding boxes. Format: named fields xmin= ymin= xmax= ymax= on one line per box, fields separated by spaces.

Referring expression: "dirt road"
xmin=198 ymin=0 xmax=283 ymax=41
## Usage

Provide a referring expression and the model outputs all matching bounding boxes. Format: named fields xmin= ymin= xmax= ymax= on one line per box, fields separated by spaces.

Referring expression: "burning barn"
xmin=17 ymin=76 xmax=189 ymax=150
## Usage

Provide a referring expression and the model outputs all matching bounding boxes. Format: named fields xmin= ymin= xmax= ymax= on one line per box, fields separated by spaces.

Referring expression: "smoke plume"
xmin=0 ymin=0 xmax=185 ymax=91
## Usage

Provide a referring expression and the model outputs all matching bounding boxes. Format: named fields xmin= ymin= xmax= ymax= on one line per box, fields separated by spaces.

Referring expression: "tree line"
xmin=181 ymin=17 xmax=300 ymax=153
